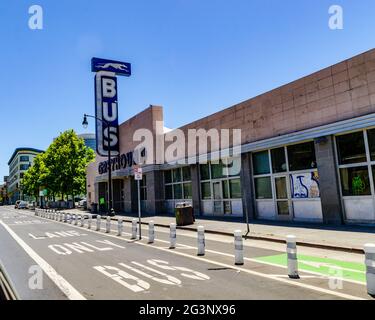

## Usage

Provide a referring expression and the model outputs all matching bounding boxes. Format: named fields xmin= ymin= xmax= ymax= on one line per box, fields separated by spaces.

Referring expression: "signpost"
xmin=134 ymin=167 xmax=143 ymax=239
xmin=89 ymin=57 xmax=132 ymax=215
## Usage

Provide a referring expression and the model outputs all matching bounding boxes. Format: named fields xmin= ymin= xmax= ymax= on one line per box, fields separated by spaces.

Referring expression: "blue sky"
xmin=0 ymin=0 xmax=375 ymax=180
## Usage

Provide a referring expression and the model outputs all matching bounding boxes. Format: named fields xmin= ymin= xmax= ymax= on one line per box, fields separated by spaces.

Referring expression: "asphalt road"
xmin=0 ymin=206 xmax=371 ymax=300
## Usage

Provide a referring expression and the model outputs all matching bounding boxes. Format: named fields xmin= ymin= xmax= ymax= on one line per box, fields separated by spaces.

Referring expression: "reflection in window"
xmin=200 ymin=164 xmax=210 ymax=181
xmin=211 ymin=161 xmax=224 ymax=179
xmin=164 ymin=167 xmax=192 ymax=200
xmin=165 ymin=185 xmax=173 ymax=200
xmin=275 ymin=177 xmax=288 ymax=199
xmin=182 ymin=167 xmax=191 ymax=181
xmin=340 ymin=167 xmax=371 ymax=196
xmin=164 ymin=170 xmax=172 ymax=184
xmin=255 ymin=177 xmax=272 ymax=199
xmin=183 ymin=183 xmax=192 ymax=199
xmin=173 ymin=184 xmax=182 ymax=199
xmin=201 ymin=182 xmax=211 ymax=199
xmin=287 ymin=142 xmax=317 ymax=171
xmin=172 ymin=169 xmax=182 ymax=183
xmin=367 ymin=129 xmax=375 ymax=161
xmin=271 ymin=148 xmax=287 ymax=173
xmin=229 ymin=179 xmax=242 ymax=199
xmin=253 ymin=151 xmax=270 ymax=175
xmin=336 ymin=132 xmax=367 ymax=165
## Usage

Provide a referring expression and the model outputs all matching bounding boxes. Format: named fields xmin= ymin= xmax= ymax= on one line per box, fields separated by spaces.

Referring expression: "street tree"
xmin=22 ymin=153 xmax=48 ymax=201
xmin=44 ymin=130 xmax=95 ymax=207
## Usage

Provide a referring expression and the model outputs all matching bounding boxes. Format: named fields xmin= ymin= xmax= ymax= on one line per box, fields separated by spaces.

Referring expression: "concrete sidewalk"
xmin=60 ymin=208 xmax=375 ymax=253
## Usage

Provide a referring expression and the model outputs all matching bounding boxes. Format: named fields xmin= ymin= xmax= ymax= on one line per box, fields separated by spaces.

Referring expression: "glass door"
xmin=213 ymin=181 xmax=224 ymax=215
xmin=274 ymin=176 xmax=292 ymax=219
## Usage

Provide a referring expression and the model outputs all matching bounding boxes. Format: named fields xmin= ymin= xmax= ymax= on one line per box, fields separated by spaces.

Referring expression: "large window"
xmin=252 ymin=141 xmax=319 ymax=201
xmin=164 ymin=167 xmax=192 ymax=200
xmin=336 ymin=132 xmax=367 ymax=165
xmin=336 ymin=130 xmax=375 ymax=197
xmin=199 ymin=158 xmax=242 ymax=200
xmin=254 ymin=177 xmax=272 ymax=199
xmin=20 ymin=156 xmax=29 ymax=162
xmin=20 ymin=164 xmax=30 ymax=171
xmin=287 ymin=142 xmax=317 ymax=171
xmin=340 ymin=167 xmax=371 ymax=196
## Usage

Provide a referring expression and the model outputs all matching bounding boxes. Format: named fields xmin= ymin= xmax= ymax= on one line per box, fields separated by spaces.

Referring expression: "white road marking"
xmin=0 ymin=220 xmax=86 ymax=300
xmin=11 ymin=209 xmax=368 ymax=300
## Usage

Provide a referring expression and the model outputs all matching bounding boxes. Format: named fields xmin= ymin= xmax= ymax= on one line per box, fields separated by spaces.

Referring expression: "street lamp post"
xmin=82 ymin=114 xmax=114 ymax=216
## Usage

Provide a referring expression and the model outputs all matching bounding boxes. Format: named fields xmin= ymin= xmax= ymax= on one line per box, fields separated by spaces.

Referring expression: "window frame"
xmin=334 ymin=129 xmax=375 ymax=200
xmin=252 ymin=140 xmax=321 ymax=219
xmin=199 ymin=158 xmax=242 ymax=201
xmin=164 ymin=167 xmax=192 ymax=200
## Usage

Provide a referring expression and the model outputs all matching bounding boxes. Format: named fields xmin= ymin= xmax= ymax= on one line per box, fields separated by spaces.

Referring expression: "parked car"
xmin=78 ymin=198 xmax=87 ymax=208
xmin=15 ymin=200 xmax=28 ymax=209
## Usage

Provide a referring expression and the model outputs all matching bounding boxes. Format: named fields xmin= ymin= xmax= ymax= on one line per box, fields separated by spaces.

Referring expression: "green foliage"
xmin=22 ymin=130 xmax=95 ymax=201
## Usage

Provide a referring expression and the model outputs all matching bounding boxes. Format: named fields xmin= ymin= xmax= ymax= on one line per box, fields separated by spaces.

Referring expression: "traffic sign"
xmin=134 ymin=167 xmax=143 ymax=180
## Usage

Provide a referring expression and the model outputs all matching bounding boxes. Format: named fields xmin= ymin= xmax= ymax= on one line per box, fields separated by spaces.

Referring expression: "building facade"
xmin=7 ymin=148 xmax=44 ymax=204
xmin=78 ymin=133 xmax=96 ymax=151
xmin=87 ymin=48 xmax=375 ymax=225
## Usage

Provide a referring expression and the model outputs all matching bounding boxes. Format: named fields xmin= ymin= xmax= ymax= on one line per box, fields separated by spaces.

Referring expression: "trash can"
xmin=175 ymin=202 xmax=195 ymax=226
xmin=91 ymin=203 xmax=98 ymax=214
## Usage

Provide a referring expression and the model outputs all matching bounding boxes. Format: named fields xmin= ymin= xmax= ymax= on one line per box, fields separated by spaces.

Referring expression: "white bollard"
xmin=88 ymin=214 xmax=92 ymax=229
xmin=364 ymin=243 xmax=375 ymax=297
xmin=74 ymin=214 xmax=78 ymax=226
xmin=117 ymin=218 xmax=123 ymax=236
xmin=131 ymin=219 xmax=137 ymax=240
xmin=80 ymin=215 xmax=84 ymax=227
xmin=197 ymin=226 xmax=205 ymax=256
xmin=170 ymin=223 xmax=176 ymax=249
xmin=64 ymin=213 xmax=67 ymax=223
xmin=96 ymin=215 xmax=101 ymax=231
xmin=106 ymin=216 xmax=111 ymax=233
xmin=286 ymin=235 xmax=299 ymax=279
xmin=148 ymin=221 xmax=155 ymax=244
xmin=234 ymin=230 xmax=244 ymax=265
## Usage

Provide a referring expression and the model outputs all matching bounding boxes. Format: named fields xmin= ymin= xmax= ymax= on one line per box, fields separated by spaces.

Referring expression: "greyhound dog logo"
xmin=97 ymin=63 xmax=129 ymax=71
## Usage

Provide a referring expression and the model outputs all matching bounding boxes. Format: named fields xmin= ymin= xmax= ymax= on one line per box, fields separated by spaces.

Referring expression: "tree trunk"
xmin=72 ymin=193 xmax=75 ymax=208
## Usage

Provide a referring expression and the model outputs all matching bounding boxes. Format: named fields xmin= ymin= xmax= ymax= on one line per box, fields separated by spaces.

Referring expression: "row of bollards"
xmin=34 ymin=207 xmax=375 ymax=298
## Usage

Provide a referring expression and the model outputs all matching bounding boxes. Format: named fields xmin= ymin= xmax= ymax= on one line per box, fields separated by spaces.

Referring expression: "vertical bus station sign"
xmin=91 ymin=57 xmax=131 ymax=156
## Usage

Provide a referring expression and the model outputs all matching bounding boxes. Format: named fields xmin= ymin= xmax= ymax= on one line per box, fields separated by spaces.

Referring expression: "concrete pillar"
xmin=123 ymin=176 xmax=133 ymax=214
xmin=145 ymin=170 xmax=164 ymax=215
xmin=314 ymin=135 xmax=343 ymax=225
xmin=240 ymin=152 xmax=256 ymax=222
xmin=191 ymin=164 xmax=201 ymax=217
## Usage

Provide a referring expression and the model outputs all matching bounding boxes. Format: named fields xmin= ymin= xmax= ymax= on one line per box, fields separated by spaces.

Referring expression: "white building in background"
xmin=7 ymin=148 xmax=44 ymax=204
